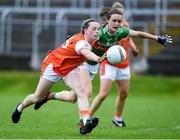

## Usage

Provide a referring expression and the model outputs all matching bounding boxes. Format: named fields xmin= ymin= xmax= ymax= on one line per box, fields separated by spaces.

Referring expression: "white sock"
xmin=17 ymin=104 xmax=23 ymax=112
xmin=82 ymin=116 xmax=89 ymax=125
xmin=114 ymin=116 xmax=123 ymax=122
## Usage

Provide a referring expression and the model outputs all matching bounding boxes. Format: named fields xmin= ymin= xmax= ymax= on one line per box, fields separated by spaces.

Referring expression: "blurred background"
xmin=0 ymin=0 xmax=180 ymax=75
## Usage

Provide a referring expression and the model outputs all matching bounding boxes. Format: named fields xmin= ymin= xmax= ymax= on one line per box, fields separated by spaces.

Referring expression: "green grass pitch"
xmin=0 ymin=71 xmax=180 ymax=139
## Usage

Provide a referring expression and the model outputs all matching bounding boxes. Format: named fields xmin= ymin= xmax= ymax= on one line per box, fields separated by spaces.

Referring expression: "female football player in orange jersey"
xmin=11 ymin=18 xmax=106 ymax=135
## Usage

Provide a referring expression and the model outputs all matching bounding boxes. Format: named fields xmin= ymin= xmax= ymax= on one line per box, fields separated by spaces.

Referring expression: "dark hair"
xmin=99 ymin=7 xmax=111 ymax=19
xmin=107 ymin=7 xmax=123 ymax=20
xmin=112 ymin=2 xmax=124 ymax=9
xmin=100 ymin=2 xmax=124 ymax=21
xmin=81 ymin=18 xmax=99 ymax=34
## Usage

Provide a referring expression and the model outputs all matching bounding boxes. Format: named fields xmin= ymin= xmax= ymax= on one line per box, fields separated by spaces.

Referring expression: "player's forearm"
xmin=138 ymin=31 xmax=158 ymax=41
xmin=130 ymin=30 xmax=158 ymax=41
xmin=81 ymin=49 xmax=99 ymax=62
xmin=129 ymin=30 xmax=172 ymax=47
xmin=129 ymin=38 xmax=137 ymax=50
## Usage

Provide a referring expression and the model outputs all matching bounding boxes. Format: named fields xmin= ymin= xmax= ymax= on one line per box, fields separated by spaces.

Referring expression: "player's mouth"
xmin=93 ymin=35 xmax=99 ymax=40
xmin=113 ymin=27 xmax=119 ymax=30
xmin=94 ymin=34 xmax=99 ymax=37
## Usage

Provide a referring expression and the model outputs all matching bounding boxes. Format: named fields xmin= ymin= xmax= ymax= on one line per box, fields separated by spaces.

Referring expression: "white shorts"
xmin=80 ymin=62 xmax=99 ymax=80
xmin=42 ymin=63 xmax=80 ymax=83
xmin=100 ymin=64 xmax=130 ymax=81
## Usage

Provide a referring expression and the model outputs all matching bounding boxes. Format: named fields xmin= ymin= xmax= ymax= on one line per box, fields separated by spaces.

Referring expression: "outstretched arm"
xmin=129 ymin=30 xmax=158 ymax=40
xmin=129 ymin=30 xmax=172 ymax=47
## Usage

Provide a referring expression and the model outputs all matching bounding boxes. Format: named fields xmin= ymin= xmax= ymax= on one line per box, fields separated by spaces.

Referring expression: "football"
xmin=106 ymin=45 xmax=126 ymax=64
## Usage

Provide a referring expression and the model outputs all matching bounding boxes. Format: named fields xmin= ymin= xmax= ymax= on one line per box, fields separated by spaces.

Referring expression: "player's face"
xmin=108 ymin=14 xmax=123 ymax=33
xmin=84 ymin=21 xmax=100 ymax=42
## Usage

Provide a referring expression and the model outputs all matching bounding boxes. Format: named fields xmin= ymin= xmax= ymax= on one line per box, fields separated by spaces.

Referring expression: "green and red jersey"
xmin=88 ymin=24 xmax=129 ymax=65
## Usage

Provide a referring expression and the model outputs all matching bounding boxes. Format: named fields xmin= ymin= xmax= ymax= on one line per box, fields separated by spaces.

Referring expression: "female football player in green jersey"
xmin=89 ymin=2 xmax=138 ymax=127
xmin=33 ymin=3 xmax=172 ymax=128
xmin=89 ymin=5 xmax=171 ymax=127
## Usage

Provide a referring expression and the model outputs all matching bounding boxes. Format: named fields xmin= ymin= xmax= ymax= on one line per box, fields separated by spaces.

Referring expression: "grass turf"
xmin=0 ymin=71 xmax=180 ymax=139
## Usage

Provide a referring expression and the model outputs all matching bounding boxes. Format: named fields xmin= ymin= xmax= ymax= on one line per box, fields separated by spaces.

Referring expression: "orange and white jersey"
xmin=41 ymin=34 xmax=91 ymax=76
xmin=102 ymin=21 xmax=130 ymax=69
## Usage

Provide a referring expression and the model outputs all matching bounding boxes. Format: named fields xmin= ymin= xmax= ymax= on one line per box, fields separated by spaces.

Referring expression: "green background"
xmin=0 ymin=71 xmax=180 ymax=139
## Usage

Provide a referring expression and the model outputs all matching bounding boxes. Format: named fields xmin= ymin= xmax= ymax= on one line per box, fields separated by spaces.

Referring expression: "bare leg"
xmin=90 ymin=78 xmax=113 ymax=115
xmin=12 ymin=77 xmax=54 ymax=123
xmin=54 ymin=90 xmax=77 ymax=103
xmin=112 ymin=79 xmax=129 ymax=127
xmin=22 ymin=77 xmax=54 ymax=108
xmin=34 ymin=67 xmax=93 ymax=110
xmin=48 ymin=67 xmax=92 ymax=103
xmin=64 ymin=72 xmax=90 ymax=124
xmin=115 ymin=80 xmax=129 ymax=118
xmin=64 ymin=71 xmax=99 ymax=135
xmin=40 ymin=67 xmax=92 ymax=103
xmin=80 ymin=67 xmax=93 ymax=98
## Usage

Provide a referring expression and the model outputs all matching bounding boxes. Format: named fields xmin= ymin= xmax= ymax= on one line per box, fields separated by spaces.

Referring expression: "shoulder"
xmin=76 ymin=40 xmax=90 ymax=47
xmin=73 ymin=34 xmax=91 ymax=47
xmin=73 ymin=33 xmax=85 ymax=41
xmin=75 ymin=35 xmax=91 ymax=50
xmin=100 ymin=24 xmax=108 ymax=30
xmin=118 ymin=26 xmax=129 ymax=33
xmin=101 ymin=21 xmax=108 ymax=26
xmin=75 ymin=40 xmax=91 ymax=54
xmin=116 ymin=26 xmax=130 ymax=38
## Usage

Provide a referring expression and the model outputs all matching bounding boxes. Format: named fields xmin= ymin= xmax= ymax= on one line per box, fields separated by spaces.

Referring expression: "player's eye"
xmin=92 ymin=27 xmax=98 ymax=31
xmin=112 ymin=19 xmax=122 ymax=23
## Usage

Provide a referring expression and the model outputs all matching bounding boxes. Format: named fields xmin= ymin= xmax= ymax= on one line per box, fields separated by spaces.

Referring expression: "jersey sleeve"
xmin=75 ymin=40 xmax=91 ymax=54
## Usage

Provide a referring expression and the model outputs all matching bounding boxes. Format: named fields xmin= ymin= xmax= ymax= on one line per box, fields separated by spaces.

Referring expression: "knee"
xmin=86 ymin=90 xmax=92 ymax=98
xmin=74 ymin=87 xmax=87 ymax=99
xmin=120 ymin=90 xmax=128 ymax=100
xmin=83 ymin=86 xmax=92 ymax=98
xmin=98 ymin=92 xmax=108 ymax=101
xmin=75 ymin=86 xmax=93 ymax=99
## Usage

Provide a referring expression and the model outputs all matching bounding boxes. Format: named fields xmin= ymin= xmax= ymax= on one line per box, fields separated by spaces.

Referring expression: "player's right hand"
xmin=157 ymin=35 xmax=172 ymax=47
xmin=98 ymin=53 xmax=107 ymax=63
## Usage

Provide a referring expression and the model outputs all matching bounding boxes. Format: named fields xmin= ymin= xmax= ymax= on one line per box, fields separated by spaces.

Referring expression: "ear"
xmin=84 ymin=28 xmax=87 ymax=34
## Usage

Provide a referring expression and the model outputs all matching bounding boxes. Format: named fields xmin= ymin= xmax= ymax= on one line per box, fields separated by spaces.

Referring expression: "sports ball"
xmin=106 ymin=45 xmax=126 ymax=64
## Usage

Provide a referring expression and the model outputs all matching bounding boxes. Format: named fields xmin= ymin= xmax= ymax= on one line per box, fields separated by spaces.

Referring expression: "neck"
xmin=108 ymin=28 xmax=115 ymax=35
xmin=107 ymin=25 xmax=115 ymax=34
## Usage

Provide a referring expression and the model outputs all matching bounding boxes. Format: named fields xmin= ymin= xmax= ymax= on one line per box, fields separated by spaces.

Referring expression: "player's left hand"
xmin=132 ymin=49 xmax=139 ymax=57
xmin=157 ymin=35 xmax=172 ymax=47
